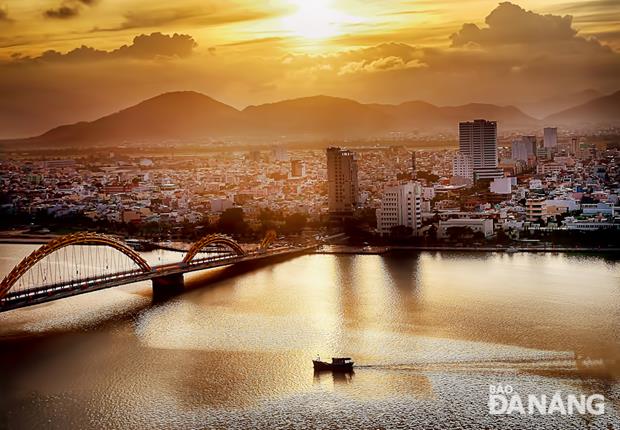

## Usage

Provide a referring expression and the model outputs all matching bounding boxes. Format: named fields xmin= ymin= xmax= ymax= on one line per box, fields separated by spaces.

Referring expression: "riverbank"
xmin=316 ymin=244 xmax=620 ymax=254
xmin=2 ymin=234 xmax=618 ymax=255
xmin=0 ymin=235 xmax=60 ymax=244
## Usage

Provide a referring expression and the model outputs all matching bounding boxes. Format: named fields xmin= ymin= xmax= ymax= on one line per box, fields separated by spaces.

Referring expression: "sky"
xmin=0 ymin=0 xmax=619 ymax=137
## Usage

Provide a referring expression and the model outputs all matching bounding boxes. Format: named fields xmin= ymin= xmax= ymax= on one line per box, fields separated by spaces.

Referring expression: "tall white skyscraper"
xmin=543 ymin=127 xmax=557 ymax=148
xmin=459 ymin=119 xmax=502 ymax=180
xmin=326 ymin=147 xmax=358 ymax=217
xmin=376 ymin=181 xmax=422 ymax=236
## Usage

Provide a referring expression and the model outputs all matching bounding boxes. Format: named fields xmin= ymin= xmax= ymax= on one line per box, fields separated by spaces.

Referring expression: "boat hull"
xmin=312 ymin=360 xmax=354 ymax=372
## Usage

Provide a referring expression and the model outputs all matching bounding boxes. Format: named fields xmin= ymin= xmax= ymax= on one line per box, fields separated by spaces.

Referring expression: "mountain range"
xmin=4 ymin=90 xmax=620 ymax=147
xmin=516 ymin=89 xmax=603 ymax=119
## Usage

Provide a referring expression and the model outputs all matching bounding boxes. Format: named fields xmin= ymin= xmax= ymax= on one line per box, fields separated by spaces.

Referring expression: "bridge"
xmin=0 ymin=231 xmax=316 ymax=313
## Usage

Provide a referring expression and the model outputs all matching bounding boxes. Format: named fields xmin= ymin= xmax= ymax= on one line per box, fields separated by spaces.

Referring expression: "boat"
xmin=506 ymin=247 xmax=519 ymax=253
xmin=312 ymin=356 xmax=354 ymax=372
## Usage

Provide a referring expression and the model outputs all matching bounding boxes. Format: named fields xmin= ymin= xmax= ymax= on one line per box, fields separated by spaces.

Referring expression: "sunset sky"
xmin=0 ymin=0 xmax=619 ymax=137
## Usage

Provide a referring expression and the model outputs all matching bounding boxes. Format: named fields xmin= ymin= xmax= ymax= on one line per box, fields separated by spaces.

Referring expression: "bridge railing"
xmin=1 ymin=237 xmax=318 ymax=309
xmin=1 ymin=267 xmax=149 ymax=302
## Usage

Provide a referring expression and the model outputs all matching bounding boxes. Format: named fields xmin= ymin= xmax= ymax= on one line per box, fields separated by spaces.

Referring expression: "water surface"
xmin=1 ymin=245 xmax=619 ymax=429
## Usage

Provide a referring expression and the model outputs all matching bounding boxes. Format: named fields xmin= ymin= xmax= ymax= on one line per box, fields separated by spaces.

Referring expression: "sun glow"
xmin=282 ymin=0 xmax=357 ymax=39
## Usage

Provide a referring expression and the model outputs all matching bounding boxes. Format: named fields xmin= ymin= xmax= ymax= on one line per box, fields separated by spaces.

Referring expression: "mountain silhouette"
xmin=545 ymin=90 xmax=620 ymax=127
xmin=39 ymin=91 xmax=243 ymax=144
xmin=6 ymin=89 xmax=616 ymax=146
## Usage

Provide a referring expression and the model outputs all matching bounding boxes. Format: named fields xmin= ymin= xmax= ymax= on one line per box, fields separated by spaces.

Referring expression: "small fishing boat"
xmin=312 ymin=356 xmax=354 ymax=372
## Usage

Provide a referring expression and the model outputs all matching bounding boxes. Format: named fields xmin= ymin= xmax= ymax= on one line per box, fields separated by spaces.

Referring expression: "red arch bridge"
xmin=0 ymin=232 xmax=317 ymax=312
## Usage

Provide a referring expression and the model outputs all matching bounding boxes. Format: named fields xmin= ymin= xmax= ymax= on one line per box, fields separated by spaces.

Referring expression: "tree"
xmin=446 ymin=226 xmax=472 ymax=242
xmin=473 ymin=231 xmax=486 ymax=241
xmin=416 ymin=170 xmax=439 ymax=182
xmin=390 ymin=225 xmax=413 ymax=238
xmin=426 ymin=225 xmax=438 ymax=243
xmin=496 ymin=229 xmax=510 ymax=244
xmin=218 ymin=208 xmax=246 ymax=235
xmin=283 ymin=213 xmax=307 ymax=234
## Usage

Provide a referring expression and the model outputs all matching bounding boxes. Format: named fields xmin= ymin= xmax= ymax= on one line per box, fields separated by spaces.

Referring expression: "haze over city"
xmin=0 ymin=0 xmax=619 ymax=138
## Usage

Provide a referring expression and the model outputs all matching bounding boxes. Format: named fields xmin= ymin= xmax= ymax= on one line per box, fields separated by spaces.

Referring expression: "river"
xmin=0 ymin=244 xmax=619 ymax=429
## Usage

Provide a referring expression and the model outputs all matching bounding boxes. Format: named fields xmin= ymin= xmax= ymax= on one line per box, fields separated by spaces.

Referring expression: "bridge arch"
xmin=0 ymin=232 xmax=151 ymax=299
xmin=183 ymin=234 xmax=245 ymax=264
xmin=259 ymin=229 xmax=277 ymax=250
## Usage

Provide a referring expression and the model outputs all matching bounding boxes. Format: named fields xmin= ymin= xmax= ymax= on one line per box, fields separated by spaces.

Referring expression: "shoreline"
xmin=1 ymin=236 xmax=618 ymax=255
xmin=316 ymin=245 xmax=620 ymax=254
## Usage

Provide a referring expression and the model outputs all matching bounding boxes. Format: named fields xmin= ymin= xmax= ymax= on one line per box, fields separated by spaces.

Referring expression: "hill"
xmin=4 ymin=91 xmax=545 ymax=147
xmin=243 ymin=95 xmax=393 ymax=138
xmin=35 ymin=91 xmax=243 ymax=144
xmin=545 ymin=90 xmax=620 ymax=127
xmin=518 ymin=89 xmax=602 ymax=119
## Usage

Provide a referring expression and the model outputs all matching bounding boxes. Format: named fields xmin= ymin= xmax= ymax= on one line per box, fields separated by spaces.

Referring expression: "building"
xmin=210 ymin=198 xmax=234 ymax=213
xmin=474 ymin=167 xmax=504 ymax=181
xmin=570 ymin=137 xmax=579 ymax=155
xmin=326 ymin=147 xmax=359 ymax=217
xmin=581 ymin=203 xmax=616 ymax=216
xmin=489 ymin=177 xmax=513 ymax=194
xmin=452 ymin=153 xmax=473 ymax=180
xmin=546 ymin=199 xmax=580 ymax=213
xmin=290 ymin=160 xmax=305 ymax=177
xmin=438 ymin=218 xmax=494 ymax=239
xmin=526 ymin=197 xmax=546 ymax=222
xmin=272 ymin=146 xmax=289 ymax=162
xmin=543 ymin=127 xmax=557 ymax=148
xmin=511 ymin=136 xmax=536 ymax=162
xmin=376 ymin=181 xmax=422 ymax=236
xmin=536 ymin=162 xmax=563 ymax=175
xmin=536 ymin=146 xmax=551 ymax=161
xmin=459 ymin=119 xmax=501 ymax=180
xmin=564 ymin=218 xmax=619 ymax=231
xmin=44 ymin=159 xmax=76 ymax=169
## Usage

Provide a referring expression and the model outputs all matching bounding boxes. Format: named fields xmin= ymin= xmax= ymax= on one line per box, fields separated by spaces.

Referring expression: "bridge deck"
xmin=0 ymin=245 xmax=315 ymax=312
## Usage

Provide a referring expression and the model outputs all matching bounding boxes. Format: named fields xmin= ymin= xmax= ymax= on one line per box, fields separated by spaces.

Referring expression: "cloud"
xmin=90 ymin=4 xmax=283 ymax=33
xmin=553 ymin=0 xmax=620 ymax=14
xmin=44 ymin=0 xmax=98 ymax=20
xmin=0 ymin=5 xmax=11 ymax=22
xmin=1 ymin=2 xmax=619 ymax=138
xmin=282 ymin=42 xmax=424 ymax=72
xmin=13 ymin=32 xmax=197 ymax=63
xmin=44 ymin=6 xmax=79 ymax=19
xmin=450 ymin=2 xmax=578 ymax=46
xmin=338 ymin=56 xmax=426 ymax=75
xmin=113 ymin=32 xmax=196 ymax=59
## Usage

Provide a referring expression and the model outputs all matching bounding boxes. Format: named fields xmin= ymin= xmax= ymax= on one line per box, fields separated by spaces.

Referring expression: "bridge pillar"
xmin=152 ymin=273 xmax=185 ymax=299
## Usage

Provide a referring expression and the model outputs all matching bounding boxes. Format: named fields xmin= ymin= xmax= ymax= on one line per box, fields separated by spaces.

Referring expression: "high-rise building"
xmin=326 ymin=147 xmax=358 ymax=217
xmin=411 ymin=151 xmax=417 ymax=179
xmin=543 ymin=127 xmax=557 ymax=148
xmin=459 ymin=119 xmax=502 ymax=180
xmin=570 ymin=137 xmax=579 ymax=155
xmin=511 ymin=136 xmax=536 ymax=162
xmin=290 ymin=160 xmax=305 ymax=177
xmin=376 ymin=181 xmax=422 ymax=236
xmin=272 ymin=146 xmax=289 ymax=162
